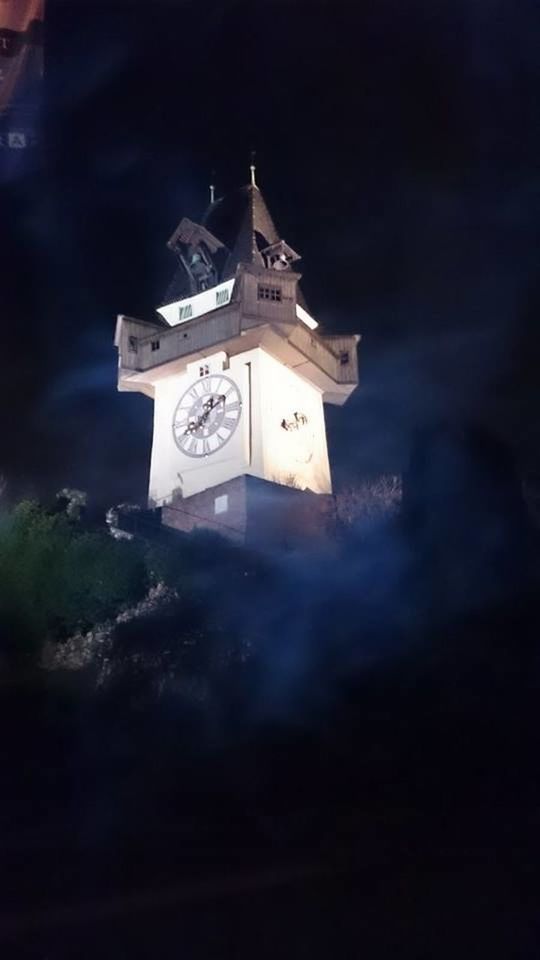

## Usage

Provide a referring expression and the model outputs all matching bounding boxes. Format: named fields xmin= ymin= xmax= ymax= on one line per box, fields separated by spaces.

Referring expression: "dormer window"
xmin=216 ymin=287 xmax=230 ymax=307
xmin=258 ymin=285 xmax=282 ymax=302
xmin=178 ymin=303 xmax=193 ymax=322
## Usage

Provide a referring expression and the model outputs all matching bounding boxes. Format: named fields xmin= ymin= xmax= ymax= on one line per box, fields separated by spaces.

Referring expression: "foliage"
xmin=55 ymin=488 xmax=87 ymax=521
xmin=0 ymin=494 xmax=272 ymax=676
xmin=102 ymin=530 xmax=275 ymax=700
xmin=0 ymin=499 xmax=148 ymax=664
xmin=0 ymin=473 xmax=408 ymax=685
xmin=336 ymin=474 xmax=402 ymax=526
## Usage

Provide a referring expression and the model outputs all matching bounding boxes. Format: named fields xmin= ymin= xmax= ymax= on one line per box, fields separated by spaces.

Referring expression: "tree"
xmin=0 ymin=500 xmax=148 ymax=666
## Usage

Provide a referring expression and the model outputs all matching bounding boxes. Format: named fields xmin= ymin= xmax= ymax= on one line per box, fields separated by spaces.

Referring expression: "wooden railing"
xmin=119 ymin=308 xmax=359 ymax=385
xmin=288 ymin=325 xmax=359 ymax=383
xmin=122 ymin=307 xmax=242 ymax=372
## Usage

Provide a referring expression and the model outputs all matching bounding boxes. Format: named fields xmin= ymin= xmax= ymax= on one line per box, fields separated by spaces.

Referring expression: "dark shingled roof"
xmin=203 ymin=183 xmax=281 ymax=277
xmin=162 ymin=182 xmax=309 ymax=309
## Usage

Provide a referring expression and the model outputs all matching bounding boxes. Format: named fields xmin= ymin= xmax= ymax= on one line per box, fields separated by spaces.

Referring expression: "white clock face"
xmin=172 ymin=374 xmax=242 ymax=458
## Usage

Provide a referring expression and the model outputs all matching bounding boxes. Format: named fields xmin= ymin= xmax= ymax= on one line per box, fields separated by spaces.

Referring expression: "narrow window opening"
xmin=179 ymin=303 xmax=193 ymax=322
xmin=214 ymin=494 xmax=228 ymax=515
xmin=151 ymin=339 xmax=160 ymax=351
xmin=216 ymin=288 xmax=230 ymax=307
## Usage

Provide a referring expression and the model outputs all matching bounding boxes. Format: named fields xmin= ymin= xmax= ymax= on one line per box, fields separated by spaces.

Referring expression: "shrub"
xmin=0 ymin=500 xmax=148 ymax=664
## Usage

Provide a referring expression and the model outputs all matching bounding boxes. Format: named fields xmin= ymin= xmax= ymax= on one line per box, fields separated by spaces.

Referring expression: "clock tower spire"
xmin=249 ymin=150 xmax=257 ymax=187
xmin=115 ymin=172 xmax=360 ymax=545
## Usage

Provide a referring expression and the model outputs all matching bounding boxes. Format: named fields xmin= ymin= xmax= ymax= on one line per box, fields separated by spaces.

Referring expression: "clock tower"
xmin=115 ymin=169 xmax=360 ymax=544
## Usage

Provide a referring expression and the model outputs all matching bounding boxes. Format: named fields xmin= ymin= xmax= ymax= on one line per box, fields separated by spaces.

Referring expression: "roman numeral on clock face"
xmin=172 ymin=374 xmax=242 ymax=458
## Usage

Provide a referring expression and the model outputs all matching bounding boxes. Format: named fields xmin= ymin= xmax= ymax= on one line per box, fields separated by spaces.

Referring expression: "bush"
xmin=0 ymin=500 xmax=148 ymax=664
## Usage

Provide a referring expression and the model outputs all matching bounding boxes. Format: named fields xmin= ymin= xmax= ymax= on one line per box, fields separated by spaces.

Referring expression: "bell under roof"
xmin=163 ymin=179 xmax=306 ymax=308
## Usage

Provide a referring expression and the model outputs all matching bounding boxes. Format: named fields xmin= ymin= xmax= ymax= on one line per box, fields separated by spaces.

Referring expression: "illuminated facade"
xmin=115 ymin=171 xmax=360 ymax=542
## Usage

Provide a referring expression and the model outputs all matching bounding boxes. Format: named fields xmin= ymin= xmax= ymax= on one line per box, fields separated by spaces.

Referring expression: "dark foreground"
xmin=2 ymin=426 xmax=540 ymax=958
xmin=2 ymin=639 xmax=540 ymax=959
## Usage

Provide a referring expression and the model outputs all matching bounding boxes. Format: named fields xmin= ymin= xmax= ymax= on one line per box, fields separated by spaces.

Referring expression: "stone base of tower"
xmin=161 ymin=476 xmax=336 ymax=547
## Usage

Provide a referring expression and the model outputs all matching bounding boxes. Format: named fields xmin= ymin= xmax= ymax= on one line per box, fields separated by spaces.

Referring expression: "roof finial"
xmin=209 ymin=169 xmax=216 ymax=204
xmin=250 ymin=149 xmax=257 ymax=187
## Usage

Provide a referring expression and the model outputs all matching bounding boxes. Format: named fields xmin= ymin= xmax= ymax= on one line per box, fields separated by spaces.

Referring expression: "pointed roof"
xmin=203 ymin=183 xmax=281 ymax=277
xmin=162 ymin=178 xmax=306 ymax=307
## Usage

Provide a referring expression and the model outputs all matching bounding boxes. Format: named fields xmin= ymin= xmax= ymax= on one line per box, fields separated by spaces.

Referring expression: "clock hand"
xmin=184 ymin=394 xmax=227 ymax=435
xmin=185 ymin=407 xmax=213 ymax=435
xmin=200 ymin=394 xmax=226 ymax=422
xmin=203 ymin=394 xmax=225 ymax=412
xmin=185 ymin=408 xmax=208 ymax=434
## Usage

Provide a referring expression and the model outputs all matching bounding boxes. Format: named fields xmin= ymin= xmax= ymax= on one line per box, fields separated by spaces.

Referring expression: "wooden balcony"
xmin=288 ymin=324 xmax=359 ymax=385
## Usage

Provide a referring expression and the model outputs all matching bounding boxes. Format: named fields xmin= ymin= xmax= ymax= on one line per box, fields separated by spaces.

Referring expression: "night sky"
xmin=3 ymin=0 xmax=539 ymax=511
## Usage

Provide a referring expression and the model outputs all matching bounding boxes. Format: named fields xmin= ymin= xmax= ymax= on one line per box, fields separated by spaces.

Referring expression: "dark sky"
xmin=2 ymin=0 xmax=539 ymax=509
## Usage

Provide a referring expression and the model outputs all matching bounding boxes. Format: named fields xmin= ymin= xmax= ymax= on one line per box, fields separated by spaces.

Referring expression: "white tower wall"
xmin=148 ymin=346 xmax=331 ymax=508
